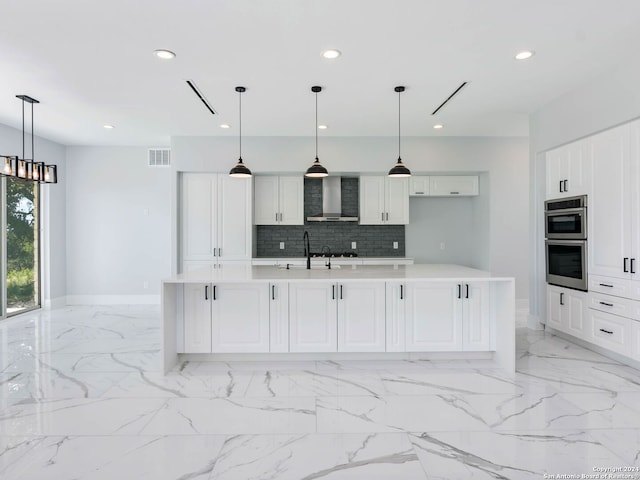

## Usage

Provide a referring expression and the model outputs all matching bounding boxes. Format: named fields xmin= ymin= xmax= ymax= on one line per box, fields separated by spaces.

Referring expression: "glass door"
xmin=4 ymin=176 xmax=40 ymax=315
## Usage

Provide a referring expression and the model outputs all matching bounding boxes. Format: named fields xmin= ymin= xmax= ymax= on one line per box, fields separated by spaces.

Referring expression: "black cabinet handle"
xmin=599 ymin=328 xmax=613 ymax=335
xmin=332 ymin=285 xmax=335 ymax=300
xmin=415 ymin=191 xmax=424 ymax=195
xmin=457 ymin=284 xmax=461 ymax=299
xmin=400 ymin=285 xmax=404 ymax=300
xmin=386 ymin=212 xmax=389 ymax=221
xmin=213 ymin=285 xmax=217 ymax=301
xmin=632 ymin=258 xmax=636 ymax=274
xmin=599 ymin=301 xmax=614 ymax=307
xmin=624 ymin=258 xmax=629 ymax=273
xmin=560 ymin=292 xmax=564 ymax=305
xmin=340 ymin=285 xmax=343 ymax=300
xmin=563 ymin=179 xmax=568 ymax=192
xmin=599 ymin=283 xmax=614 ymax=288
xmin=465 ymin=284 xmax=469 ymax=299
xmin=205 ymin=285 xmax=209 ymax=300
xmin=450 ymin=191 xmax=460 ymax=195
xmin=559 ymin=180 xmax=563 ymax=192
xmin=272 ymin=285 xmax=275 ymax=300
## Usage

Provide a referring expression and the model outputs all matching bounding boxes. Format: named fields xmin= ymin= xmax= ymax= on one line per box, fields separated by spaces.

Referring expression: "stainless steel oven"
xmin=546 ymin=239 xmax=588 ymax=291
xmin=545 ymin=195 xmax=587 ymax=240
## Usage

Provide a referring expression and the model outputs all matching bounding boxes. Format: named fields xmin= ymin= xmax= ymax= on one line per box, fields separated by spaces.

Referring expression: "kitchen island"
xmin=161 ymin=264 xmax=515 ymax=373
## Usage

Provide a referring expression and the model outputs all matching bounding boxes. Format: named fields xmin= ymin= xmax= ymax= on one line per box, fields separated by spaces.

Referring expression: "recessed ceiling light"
xmin=514 ymin=50 xmax=535 ymax=60
xmin=322 ymin=49 xmax=341 ymax=59
xmin=103 ymin=124 xmax=114 ymax=129
xmin=154 ymin=49 xmax=176 ymax=60
xmin=220 ymin=124 xmax=230 ymax=129
xmin=318 ymin=125 xmax=328 ymax=130
xmin=433 ymin=124 xmax=443 ymax=130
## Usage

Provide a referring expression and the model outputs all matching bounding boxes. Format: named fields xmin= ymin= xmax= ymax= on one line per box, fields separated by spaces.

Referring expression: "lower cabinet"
xmin=269 ymin=282 xmax=289 ymax=353
xmin=546 ymin=285 xmax=588 ymax=340
xmin=183 ymin=282 xmax=270 ymax=353
xmin=405 ymin=281 xmax=491 ymax=352
xmin=289 ymin=281 xmax=386 ymax=353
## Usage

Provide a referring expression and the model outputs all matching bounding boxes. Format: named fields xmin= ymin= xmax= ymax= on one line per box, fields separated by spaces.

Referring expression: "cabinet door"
xmin=211 ymin=283 xmax=269 ymax=353
xmin=631 ymin=320 xmax=640 ymax=362
xmin=546 ymin=146 xmax=566 ymax=199
xmin=183 ymin=283 xmax=212 ymax=353
xmin=385 ymin=177 xmax=410 ymax=224
xmin=566 ymin=141 xmax=591 ymax=197
xmin=359 ymin=176 xmax=385 ymax=225
xmin=566 ymin=290 xmax=588 ymax=339
xmin=409 ymin=176 xmax=430 ymax=196
xmin=546 ymin=285 xmax=566 ymax=331
xmin=181 ymin=173 xmax=217 ymax=262
xmin=269 ymin=283 xmax=289 ymax=353
xmin=429 ymin=176 xmax=479 ymax=197
xmin=289 ymin=282 xmax=338 ymax=352
xmin=462 ymin=282 xmax=491 ymax=351
xmin=629 ymin=120 xmax=640 ymax=281
xmin=405 ymin=282 xmax=462 ymax=351
xmin=254 ymin=176 xmax=280 ymax=225
xmin=279 ymin=176 xmax=304 ymax=225
xmin=589 ymin=125 xmax=631 ymax=279
xmin=385 ymin=282 xmax=406 ymax=352
xmin=218 ymin=175 xmax=252 ymax=261
xmin=337 ymin=282 xmax=386 ymax=352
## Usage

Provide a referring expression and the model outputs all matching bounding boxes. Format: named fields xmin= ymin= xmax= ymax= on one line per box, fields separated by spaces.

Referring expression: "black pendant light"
xmin=229 ymin=86 xmax=252 ymax=178
xmin=388 ymin=86 xmax=411 ymax=177
xmin=305 ymin=86 xmax=328 ymax=178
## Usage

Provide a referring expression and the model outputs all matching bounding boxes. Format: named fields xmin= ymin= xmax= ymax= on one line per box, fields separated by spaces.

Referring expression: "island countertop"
xmin=164 ymin=263 xmax=512 ymax=284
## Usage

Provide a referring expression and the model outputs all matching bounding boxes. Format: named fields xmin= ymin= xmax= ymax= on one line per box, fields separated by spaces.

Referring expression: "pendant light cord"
xmin=21 ymin=99 xmax=25 ymax=160
xmin=398 ymin=89 xmax=401 ymax=159
xmin=315 ymin=90 xmax=318 ymax=159
xmin=239 ymin=89 xmax=242 ymax=159
xmin=31 ymin=101 xmax=34 ymax=161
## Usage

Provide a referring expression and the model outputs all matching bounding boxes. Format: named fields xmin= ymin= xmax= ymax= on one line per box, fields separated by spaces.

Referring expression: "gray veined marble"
xmin=0 ymin=305 xmax=638 ymax=479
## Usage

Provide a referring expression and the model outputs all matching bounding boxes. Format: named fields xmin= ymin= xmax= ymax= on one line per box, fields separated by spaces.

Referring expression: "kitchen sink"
xmin=277 ymin=264 xmax=341 ymax=270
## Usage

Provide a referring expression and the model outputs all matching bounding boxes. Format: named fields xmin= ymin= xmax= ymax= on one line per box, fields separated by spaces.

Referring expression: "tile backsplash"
xmin=256 ymin=177 xmax=406 ymax=257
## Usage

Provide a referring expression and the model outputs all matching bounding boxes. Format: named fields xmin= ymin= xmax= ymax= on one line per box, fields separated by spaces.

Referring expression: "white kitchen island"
xmin=161 ymin=264 xmax=515 ymax=373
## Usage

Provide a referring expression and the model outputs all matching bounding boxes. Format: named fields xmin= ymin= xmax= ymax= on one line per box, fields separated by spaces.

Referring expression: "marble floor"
xmin=1 ymin=306 xmax=639 ymax=479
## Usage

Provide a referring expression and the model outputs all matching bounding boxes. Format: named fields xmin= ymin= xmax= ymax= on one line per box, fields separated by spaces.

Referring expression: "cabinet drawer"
xmin=589 ymin=275 xmax=640 ymax=301
xmin=589 ymin=292 xmax=640 ymax=321
xmin=631 ymin=320 xmax=640 ymax=362
xmin=589 ymin=309 xmax=631 ymax=354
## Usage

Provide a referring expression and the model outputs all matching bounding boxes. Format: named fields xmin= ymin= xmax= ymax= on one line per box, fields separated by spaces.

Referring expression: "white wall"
xmin=529 ymin=60 xmax=640 ymax=324
xmin=65 ymin=147 xmax=171 ymax=302
xmin=172 ymin=135 xmax=529 ymax=299
xmin=0 ymin=123 xmax=66 ymax=307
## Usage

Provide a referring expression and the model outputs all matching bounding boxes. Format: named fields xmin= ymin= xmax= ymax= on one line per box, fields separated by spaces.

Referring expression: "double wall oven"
xmin=545 ymin=195 xmax=588 ymax=291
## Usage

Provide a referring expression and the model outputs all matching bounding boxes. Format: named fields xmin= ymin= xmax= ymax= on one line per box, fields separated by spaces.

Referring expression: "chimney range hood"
xmin=306 ymin=176 xmax=359 ymax=222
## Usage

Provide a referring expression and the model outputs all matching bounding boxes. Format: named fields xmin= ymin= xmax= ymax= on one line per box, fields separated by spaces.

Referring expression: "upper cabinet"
xmin=359 ymin=176 xmax=409 ymax=225
xmin=545 ymin=140 xmax=592 ymax=199
xmin=254 ymin=176 xmax=304 ymax=225
xmin=180 ymin=173 xmax=252 ymax=271
xmin=429 ymin=176 xmax=479 ymax=196
xmin=409 ymin=176 xmax=430 ymax=196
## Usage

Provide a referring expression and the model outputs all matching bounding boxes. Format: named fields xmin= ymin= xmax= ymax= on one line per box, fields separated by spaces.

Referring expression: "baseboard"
xmin=43 ymin=296 xmax=67 ymax=309
xmin=65 ymin=295 xmax=160 ymax=305
xmin=515 ymin=298 xmax=529 ymax=327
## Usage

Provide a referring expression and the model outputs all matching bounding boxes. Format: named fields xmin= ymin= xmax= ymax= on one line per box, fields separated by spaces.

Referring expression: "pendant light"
xmin=305 ymin=86 xmax=328 ymax=178
xmin=229 ymin=86 xmax=252 ymax=178
xmin=388 ymin=86 xmax=411 ymax=177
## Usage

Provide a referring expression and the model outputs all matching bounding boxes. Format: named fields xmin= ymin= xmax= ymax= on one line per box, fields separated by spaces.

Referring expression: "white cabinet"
xmin=545 ymin=140 xmax=591 ymax=199
xmin=269 ymin=282 xmax=289 ymax=353
xmin=385 ymin=282 xmax=406 ymax=352
xmin=631 ymin=320 xmax=640 ymax=361
xmin=405 ymin=281 xmax=490 ymax=352
xmin=429 ymin=176 xmax=479 ymax=197
xmin=289 ymin=281 xmax=386 ymax=353
xmin=546 ymin=285 xmax=588 ymax=340
xmin=183 ymin=283 xmax=212 ymax=353
xmin=180 ymin=173 xmax=252 ymax=271
xmin=589 ymin=309 xmax=632 ymax=356
xmin=254 ymin=176 xmax=304 ymax=225
xmin=337 ymin=282 xmax=386 ymax=352
xmin=409 ymin=176 xmax=430 ymax=196
xmin=211 ymin=283 xmax=270 ymax=353
xmin=359 ymin=176 xmax=409 ymax=225
xmin=289 ymin=282 xmax=338 ymax=352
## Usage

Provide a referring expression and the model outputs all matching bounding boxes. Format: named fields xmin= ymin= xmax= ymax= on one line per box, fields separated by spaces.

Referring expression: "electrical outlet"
xmin=143 ymin=280 xmax=149 ymax=289
xmin=393 ymin=241 xmax=398 ymax=249
xmin=440 ymin=242 xmax=446 ymax=250
xmin=143 ymin=208 xmax=149 ymax=216
xmin=279 ymin=242 xmax=285 ymax=250
xmin=351 ymin=241 xmax=357 ymax=249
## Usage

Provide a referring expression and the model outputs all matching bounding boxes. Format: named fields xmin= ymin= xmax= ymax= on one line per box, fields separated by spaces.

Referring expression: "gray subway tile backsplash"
xmin=256 ymin=177 xmax=406 ymax=257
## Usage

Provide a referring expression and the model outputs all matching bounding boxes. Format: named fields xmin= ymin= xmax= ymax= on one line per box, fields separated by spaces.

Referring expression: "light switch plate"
xmin=351 ymin=242 xmax=357 ymax=249
xmin=280 ymin=242 xmax=285 ymax=250
xmin=393 ymin=241 xmax=398 ymax=249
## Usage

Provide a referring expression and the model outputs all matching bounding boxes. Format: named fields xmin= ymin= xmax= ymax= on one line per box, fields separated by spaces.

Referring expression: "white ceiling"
xmin=1 ymin=0 xmax=640 ymax=147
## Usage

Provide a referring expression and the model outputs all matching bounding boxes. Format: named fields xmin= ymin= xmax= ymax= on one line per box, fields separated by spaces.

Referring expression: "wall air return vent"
xmin=431 ymin=82 xmax=468 ymax=115
xmin=148 ymin=148 xmax=170 ymax=167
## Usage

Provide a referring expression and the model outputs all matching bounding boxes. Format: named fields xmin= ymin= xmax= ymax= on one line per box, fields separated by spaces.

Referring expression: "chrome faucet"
xmin=303 ymin=231 xmax=311 ymax=269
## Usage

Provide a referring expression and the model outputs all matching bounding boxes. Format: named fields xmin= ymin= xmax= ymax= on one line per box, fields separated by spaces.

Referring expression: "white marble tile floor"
xmin=1 ymin=305 xmax=639 ymax=479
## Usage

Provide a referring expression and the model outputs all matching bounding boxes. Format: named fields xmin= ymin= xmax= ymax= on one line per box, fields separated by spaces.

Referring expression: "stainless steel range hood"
xmin=306 ymin=176 xmax=359 ymax=222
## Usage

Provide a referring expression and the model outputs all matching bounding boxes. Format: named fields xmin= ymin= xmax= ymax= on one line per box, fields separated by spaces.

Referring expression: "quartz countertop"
xmin=164 ymin=264 xmax=513 ymax=284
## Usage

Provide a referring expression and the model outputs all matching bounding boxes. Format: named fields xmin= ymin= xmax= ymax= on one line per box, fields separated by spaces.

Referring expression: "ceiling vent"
xmin=431 ymin=82 xmax=468 ymax=115
xmin=148 ymin=148 xmax=170 ymax=167
xmin=186 ymin=80 xmax=217 ymax=115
